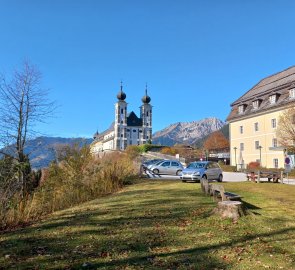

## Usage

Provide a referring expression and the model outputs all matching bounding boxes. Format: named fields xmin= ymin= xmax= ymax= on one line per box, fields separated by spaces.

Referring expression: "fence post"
xmin=257 ymin=170 xmax=260 ymax=183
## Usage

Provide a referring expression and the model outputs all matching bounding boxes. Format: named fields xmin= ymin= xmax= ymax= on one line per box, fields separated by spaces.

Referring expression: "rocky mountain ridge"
xmin=152 ymin=117 xmax=225 ymax=146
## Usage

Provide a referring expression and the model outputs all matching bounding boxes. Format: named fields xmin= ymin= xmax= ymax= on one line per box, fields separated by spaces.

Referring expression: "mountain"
xmin=152 ymin=117 xmax=225 ymax=146
xmin=194 ymin=123 xmax=229 ymax=148
xmin=2 ymin=137 xmax=93 ymax=169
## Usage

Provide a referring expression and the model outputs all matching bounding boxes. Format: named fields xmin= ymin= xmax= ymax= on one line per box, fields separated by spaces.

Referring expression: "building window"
xmin=254 ymin=122 xmax=259 ymax=132
xmin=121 ymin=108 xmax=123 ymax=114
xmin=289 ymin=89 xmax=295 ymax=99
xmin=146 ymin=123 xmax=149 ymax=126
xmin=240 ymin=126 xmax=243 ymax=134
xmin=147 ymin=111 xmax=149 ymax=117
xmin=121 ymin=134 xmax=123 ymax=137
xmin=269 ymin=94 xmax=277 ymax=104
xmin=271 ymin=118 xmax=276 ymax=128
xmin=255 ymin=141 xmax=260 ymax=149
xmin=240 ymin=143 xmax=244 ymax=151
xmin=272 ymin=138 xmax=278 ymax=147
xmin=238 ymin=105 xmax=244 ymax=114
xmin=147 ymin=136 xmax=149 ymax=139
xmin=273 ymin=158 xmax=279 ymax=168
xmin=252 ymin=100 xmax=260 ymax=109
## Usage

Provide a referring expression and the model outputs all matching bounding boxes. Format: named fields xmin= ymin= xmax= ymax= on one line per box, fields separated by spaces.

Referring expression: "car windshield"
xmin=155 ymin=160 xmax=164 ymax=166
xmin=187 ymin=162 xmax=206 ymax=169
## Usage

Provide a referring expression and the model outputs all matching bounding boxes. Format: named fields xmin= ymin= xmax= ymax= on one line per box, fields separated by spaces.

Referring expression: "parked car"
xmin=141 ymin=159 xmax=163 ymax=171
xmin=180 ymin=161 xmax=223 ymax=182
xmin=149 ymin=160 xmax=184 ymax=176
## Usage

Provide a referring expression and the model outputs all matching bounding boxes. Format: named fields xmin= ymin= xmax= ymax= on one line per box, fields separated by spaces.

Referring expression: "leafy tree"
xmin=203 ymin=131 xmax=229 ymax=151
xmin=276 ymin=107 xmax=295 ymax=150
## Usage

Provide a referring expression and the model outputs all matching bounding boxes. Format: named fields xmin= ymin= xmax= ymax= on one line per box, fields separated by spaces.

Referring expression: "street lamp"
xmin=233 ymin=147 xmax=237 ymax=167
xmin=258 ymin=145 xmax=262 ymax=166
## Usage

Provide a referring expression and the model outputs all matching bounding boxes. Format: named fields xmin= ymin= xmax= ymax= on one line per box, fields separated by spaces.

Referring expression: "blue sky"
xmin=1 ymin=1 xmax=295 ymax=138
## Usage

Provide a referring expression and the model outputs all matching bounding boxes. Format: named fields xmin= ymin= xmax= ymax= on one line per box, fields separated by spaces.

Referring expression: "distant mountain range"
xmin=1 ymin=137 xmax=93 ymax=169
xmin=152 ymin=117 xmax=226 ymax=146
xmin=1 ymin=118 xmax=226 ymax=169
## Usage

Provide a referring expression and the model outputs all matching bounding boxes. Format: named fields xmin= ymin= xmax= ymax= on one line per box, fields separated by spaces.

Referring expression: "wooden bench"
xmin=200 ymin=179 xmax=241 ymax=201
xmin=210 ymin=184 xmax=242 ymax=201
xmin=246 ymin=170 xmax=283 ymax=183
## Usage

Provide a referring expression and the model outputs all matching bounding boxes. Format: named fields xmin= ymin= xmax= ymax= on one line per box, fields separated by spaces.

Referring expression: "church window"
xmin=133 ymin=129 xmax=136 ymax=132
xmin=146 ymin=123 xmax=149 ymax=126
xmin=121 ymin=134 xmax=123 ymax=137
xmin=147 ymin=111 xmax=149 ymax=116
xmin=127 ymin=129 xmax=130 ymax=132
xmin=121 ymin=108 xmax=124 ymax=114
xmin=147 ymin=136 xmax=149 ymax=139
xmin=139 ymin=130 xmax=142 ymax=133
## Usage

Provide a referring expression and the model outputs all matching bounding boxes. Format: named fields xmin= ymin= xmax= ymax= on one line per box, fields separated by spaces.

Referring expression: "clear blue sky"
xmin=1 ymin=0 xmax=295 ymax=138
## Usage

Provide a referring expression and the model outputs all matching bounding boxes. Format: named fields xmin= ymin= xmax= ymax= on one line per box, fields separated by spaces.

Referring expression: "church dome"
xmin=117 ymin=82 xmax=126 ymax=101
xmin=142 ymin=94 xmax=151 ymax=104
xmin=142 ymin=85 xmax=151 ymax=104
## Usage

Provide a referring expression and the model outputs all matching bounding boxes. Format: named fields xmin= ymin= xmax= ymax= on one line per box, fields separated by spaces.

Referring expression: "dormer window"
xmin=289 ymin=89 xmax=295 ymax=99
xmin=238 ymin=105 xmax=246 ymax=114
xmin=269 ymin=94 xmax=277 ymax=104
xmin=252 ymin=100 xmax=261 ymax=110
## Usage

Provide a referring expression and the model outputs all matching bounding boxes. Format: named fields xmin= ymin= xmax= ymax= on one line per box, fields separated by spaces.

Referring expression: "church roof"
xmin=94 ymin=122 xmax=115 ymax=141
xmin=227 ymin=66 xmax=295 ymax=122
xmin=127 ymin=111 xmax=143 ymax=126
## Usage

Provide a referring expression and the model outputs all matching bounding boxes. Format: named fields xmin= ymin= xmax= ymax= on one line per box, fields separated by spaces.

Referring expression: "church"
xmin=91 ymin=84 xmax=153 ymax=154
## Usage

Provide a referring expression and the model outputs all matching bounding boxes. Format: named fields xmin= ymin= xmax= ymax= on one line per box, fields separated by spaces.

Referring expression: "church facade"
xmin=91 ymin=84 xmax=152 ymax=154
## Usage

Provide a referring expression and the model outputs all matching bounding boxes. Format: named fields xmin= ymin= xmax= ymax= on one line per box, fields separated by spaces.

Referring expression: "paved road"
xmin=145 ymin=171 xmax=295 ymax=185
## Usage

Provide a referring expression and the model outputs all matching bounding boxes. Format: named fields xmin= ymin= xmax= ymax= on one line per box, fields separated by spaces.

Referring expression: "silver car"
xmin=180 ymin=161 xmax=223 ymax=182
xmin=149 ymin=160 xmax=184 ymax=176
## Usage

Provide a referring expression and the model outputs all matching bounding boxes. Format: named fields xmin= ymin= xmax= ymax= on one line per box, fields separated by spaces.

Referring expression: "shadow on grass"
xmin=1 ymin=181 xmax=295 ymax=269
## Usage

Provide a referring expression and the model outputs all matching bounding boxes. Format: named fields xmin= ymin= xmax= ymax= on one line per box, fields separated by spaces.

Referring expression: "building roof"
xmin=127 ymin=111 xmax=143 ymax=126
xmin=94 ymin=122 xmax=115 ymax=141
xmin=227 ymin=66 xmax=295 ymax=122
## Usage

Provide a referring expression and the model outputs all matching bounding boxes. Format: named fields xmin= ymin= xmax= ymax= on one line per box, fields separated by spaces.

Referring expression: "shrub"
xmin=161 ymin=147 xmax=176 ymax=155
xmin=0 ymin=145 xmax=139 ymax=230
xmin=248 ymin=161 xmax=261 ymax=170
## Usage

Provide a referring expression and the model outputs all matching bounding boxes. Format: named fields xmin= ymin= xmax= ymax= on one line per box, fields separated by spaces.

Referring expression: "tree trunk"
xmin=212 ymin=201 xmax=246 ymax=221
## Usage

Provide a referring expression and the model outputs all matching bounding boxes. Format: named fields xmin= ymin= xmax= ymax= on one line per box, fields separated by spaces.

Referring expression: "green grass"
xmin=1 ymin=180 xmax=295 ymax=269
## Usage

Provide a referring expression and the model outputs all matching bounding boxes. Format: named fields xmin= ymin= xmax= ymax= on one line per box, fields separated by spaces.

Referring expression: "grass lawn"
xmin=1 ymin=180 xmax=295 ymax=270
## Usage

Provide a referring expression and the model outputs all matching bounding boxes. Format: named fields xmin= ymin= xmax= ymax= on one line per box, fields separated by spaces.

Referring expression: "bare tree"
xmin=276 ymin=107 xmax=295 ymax=150
xmin=0 ymin=61 xmax=55 ymax=196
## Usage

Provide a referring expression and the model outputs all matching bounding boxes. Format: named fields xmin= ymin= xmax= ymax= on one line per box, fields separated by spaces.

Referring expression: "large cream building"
xmin=227 ymin=66 xmax=295 ymax=169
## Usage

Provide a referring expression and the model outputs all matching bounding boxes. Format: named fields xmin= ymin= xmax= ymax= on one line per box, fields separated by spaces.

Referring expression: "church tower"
xmin=140 ymin=85 xmax=152 ymax=144
xmin=114 ymin=82 xmax=127 ymax=150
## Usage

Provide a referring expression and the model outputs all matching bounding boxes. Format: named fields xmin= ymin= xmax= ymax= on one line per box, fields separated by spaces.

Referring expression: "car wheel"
xmin=153 ymin=169 xmax=159 ymax=175
xmin=176 ymin=170 xmax=182 ymax=176
xmin=217 ymin=174 xmax=223 ymax=182
xmin=182 ymin=180 xmax=187 ymax=182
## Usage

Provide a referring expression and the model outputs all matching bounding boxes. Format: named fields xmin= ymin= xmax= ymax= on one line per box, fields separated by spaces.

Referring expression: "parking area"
xmin=144 ymin=171 xmax=295 ymax=185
